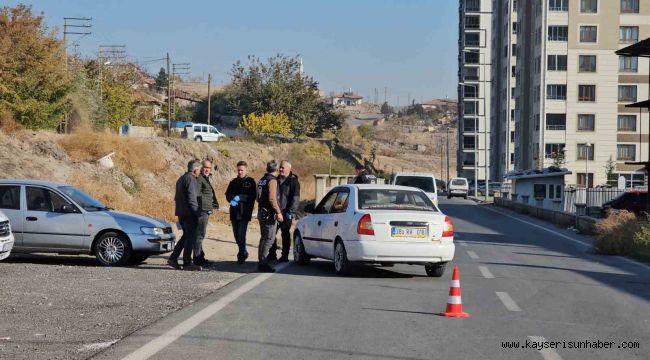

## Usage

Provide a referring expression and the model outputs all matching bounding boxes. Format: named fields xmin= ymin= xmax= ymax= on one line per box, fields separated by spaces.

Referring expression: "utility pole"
xmin=384 ymin=87 xmax=387 ymax=103
xmin=171 ymin=62 xmax=191 ymax=121
xmin=207 ymin=73 xmax=211 ymax=125
xmin=167 ymin=53 xmax=171 ymax=136
xmin=446 ymin=126 xmax=450 ymax=186
xmin=62 ymin=17 xmax=91 ymax=134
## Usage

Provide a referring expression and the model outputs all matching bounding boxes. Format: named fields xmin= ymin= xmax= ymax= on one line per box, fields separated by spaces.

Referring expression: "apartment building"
xmin=457 ymin=0 xmax=492 ymax=182
xmin=514 ymin=0 xmax=649 ymax=188
xmin=490 ymin=0 xmax=518 ymax=181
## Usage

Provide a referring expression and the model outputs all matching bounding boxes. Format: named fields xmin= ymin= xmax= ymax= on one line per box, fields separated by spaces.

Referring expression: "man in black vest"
xmin=256 ymin=160 xmax=283 ymax=273
xmin=225 ymin=160 xmax=257 ymax=264
xmin=269 ymin=160 xmax=300 ymax=263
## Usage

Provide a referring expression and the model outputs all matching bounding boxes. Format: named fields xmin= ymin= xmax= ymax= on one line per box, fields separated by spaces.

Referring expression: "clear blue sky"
xmin=8 ymin=0 xmax=458 ymax=105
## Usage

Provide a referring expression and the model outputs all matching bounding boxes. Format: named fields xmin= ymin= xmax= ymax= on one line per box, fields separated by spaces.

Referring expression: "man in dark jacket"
xmin=225 ymin=160 xmax=257 ymax=264
xmin=269 ymin=160 xmax=300 ymax=262
xmin=168 ymin=160 xmax=202 ymax=271
xmin=256 ymin=160 xmax=283 ymax=273
xmin=353 ymin=164 xmax=377 ymax=184
xmin=195 ymin=159 xmax=219 ymax=266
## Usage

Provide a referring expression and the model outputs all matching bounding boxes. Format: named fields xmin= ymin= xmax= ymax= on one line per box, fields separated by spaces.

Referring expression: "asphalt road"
xmin=94 ymin=198 xmax=650 ymax=360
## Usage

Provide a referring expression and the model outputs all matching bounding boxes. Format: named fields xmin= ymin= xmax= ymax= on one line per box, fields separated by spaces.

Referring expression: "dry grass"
xmin=594 ymin=210 xmax=640 ymax=255
xmin=0 ymin=111 xmax=23 ymax=134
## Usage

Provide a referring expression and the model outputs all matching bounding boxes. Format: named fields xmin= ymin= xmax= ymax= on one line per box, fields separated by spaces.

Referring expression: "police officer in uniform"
xmin=225 ymin=160 xmax=257 ymax=264
xmin=256 ymin=160 xmax=284 ymax=273
xmin=353 ymin=164 xmax=377 ymax=184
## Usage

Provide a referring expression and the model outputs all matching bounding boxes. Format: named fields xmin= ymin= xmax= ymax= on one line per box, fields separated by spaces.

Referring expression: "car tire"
xmin=195 ymin=136 xmax=202 ymax=142
xmin=128 ymin=253 xmax=149 ymax=265
xmin=94 ymin=232 xmax=132 ymax=267
xmin=425 ymin=263 xmax=446 ymax=277
xmin=463 ymin=195 xmax=468 ymax=200
xmin=333 ymin=240 xmax=351 ymax=276
xmin=293 ymin=233 xmax=310 ymax=266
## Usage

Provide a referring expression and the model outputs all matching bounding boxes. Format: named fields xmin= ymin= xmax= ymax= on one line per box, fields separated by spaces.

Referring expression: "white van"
xmin=448 ymin=177 xmax=469 ymax=199
xmin=185 ymin=124 xmax=226 ymax=142
xmin=392 ymin=172 xmax=438 ymax=206
xmin=0 ymin=210 xmax=15 ymax=261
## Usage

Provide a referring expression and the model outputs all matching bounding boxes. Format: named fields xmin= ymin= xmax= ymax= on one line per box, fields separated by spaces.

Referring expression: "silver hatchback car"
xmin=0 ymin=180 xmax=175 ymax=266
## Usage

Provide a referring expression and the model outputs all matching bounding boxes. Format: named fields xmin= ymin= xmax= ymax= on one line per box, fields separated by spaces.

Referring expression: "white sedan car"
xmin=294 ymin=184 xmax=455 ymax=276
xmin=0 ymin=210 xmax=15 ymax=261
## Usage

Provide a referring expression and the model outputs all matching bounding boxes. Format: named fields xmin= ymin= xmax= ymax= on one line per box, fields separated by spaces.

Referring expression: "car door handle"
xmin=26 ymin=216 xmax=38 ymax=221
xmin=317 ymin=221 xmax=321 ymax=226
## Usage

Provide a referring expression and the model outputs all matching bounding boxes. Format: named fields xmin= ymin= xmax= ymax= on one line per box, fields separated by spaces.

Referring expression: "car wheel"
xmin=425 ymin=263 xmax=446 ymax=277
xmin=293 ymin=233 xmax=310 ymax=266
xmin=447 ymin=195 xmax=451 ymax=199
xmin=463 ymin=195 xmax=468 ymax=200
xmin=333 ymin=240 xmax=351 ymax=275
xmin=128 ymin=254 xmax=149 ymax=265
xmin=195 ymin=136 xmax=202 ymax=142
xmin=94 ymin=232 xmax=131 ymax=266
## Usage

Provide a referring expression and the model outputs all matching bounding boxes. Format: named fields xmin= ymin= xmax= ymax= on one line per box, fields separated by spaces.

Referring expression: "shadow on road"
xmin=280 ymin=259 xmax=428 ymax=279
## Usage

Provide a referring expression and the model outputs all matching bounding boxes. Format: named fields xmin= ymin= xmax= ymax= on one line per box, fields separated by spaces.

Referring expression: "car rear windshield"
xmin=394 ymin=176 xmax=435 ymax=193
xmin=58 ymin=186 xmax=108 ymax=212
xmin=358 ymin=189 xmax=436 ymax=212
xmin=452 ymin=179 xmax=467 ymax=186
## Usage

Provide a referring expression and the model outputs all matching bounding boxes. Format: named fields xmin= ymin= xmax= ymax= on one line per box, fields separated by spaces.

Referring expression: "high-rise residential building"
xmin=490 ymin=0 xmax=518 ymax=181
xmin=513 ymin=0 xmax=650 ymax=188
xmin=458 ymin=0 xmax=492 ymax=183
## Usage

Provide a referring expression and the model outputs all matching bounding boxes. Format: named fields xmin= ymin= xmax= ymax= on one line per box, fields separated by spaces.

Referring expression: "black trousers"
xmin=169 ymin=215 xmax=200 ymax=265
xmin=231 ymin=219 xmax=250 ymax=256
xmin=270 ymin=219 xmax=291 ymax=257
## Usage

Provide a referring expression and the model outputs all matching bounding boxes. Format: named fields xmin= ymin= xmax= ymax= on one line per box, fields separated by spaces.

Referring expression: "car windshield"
xmin=358 ymin=189 xmax=436 ymax=211
xmin=58 ymin=186 xmax=109 ymax=211
xmin=452 ymin=179 xmax=466 ymax=186
xmin=394 ymin=176 xmax=435 ymax=193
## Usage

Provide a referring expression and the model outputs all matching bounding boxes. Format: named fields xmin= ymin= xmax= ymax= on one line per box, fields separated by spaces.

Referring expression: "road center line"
xmin=466 ymin=250 xmax=479 ymax=260
xmin=527 ymin=336 xmax=564 ymax=360
xmin=496 ymin=291 xmax=521 ymax=312
xmin=478 ymin=265 xmax=494 ymax=279
xmin=121 ymin=262 xmax=291 ymax=360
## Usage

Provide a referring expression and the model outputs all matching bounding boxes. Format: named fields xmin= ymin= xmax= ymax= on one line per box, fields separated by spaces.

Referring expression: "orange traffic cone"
xmin=439 ymin=265 xmax=470 ymax=318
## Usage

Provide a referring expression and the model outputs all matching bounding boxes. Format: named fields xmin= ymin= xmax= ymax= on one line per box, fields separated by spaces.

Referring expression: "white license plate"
xmin=391 ymin=227 xmax=428 ymax=238
xmin=160 ymin=241 xmax=174 ymax=251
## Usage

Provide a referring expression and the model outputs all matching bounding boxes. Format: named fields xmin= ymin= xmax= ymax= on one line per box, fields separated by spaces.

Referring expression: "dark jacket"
xmin=278 ymin=172 xmax=300 ymax=214
xmin=175 ymin=172 xmax=199 ymax=218
xmin=354 ymin=170 xmax=377 ymax=184
xmin=198 ymin=174 xmax=219 ymax=213
xmin=257 ymin=173 xmax=282 ymax=215
xmin=225 ymin=175 xmax=257 ymax=221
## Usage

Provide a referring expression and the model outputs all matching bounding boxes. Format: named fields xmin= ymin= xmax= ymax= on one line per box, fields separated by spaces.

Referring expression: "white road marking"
xmin=478 ymin=265 xmax=494 ymax=279
xmin=528 ymin=336 xmax=564 ymax=360
xmin=121 ymin=262 xmax=291 ymax=360
xmin=466 ymin=250 xmax=479 ymax=260
xmin=458 ymin=241 xmax=468 ymax=247
xmin=481 ymin=205 xmax=650 ymax=272
xmin=496 ymin=291 xmax=521 ymax=312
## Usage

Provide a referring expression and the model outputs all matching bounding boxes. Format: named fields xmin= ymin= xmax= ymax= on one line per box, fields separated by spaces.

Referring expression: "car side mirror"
xmin=60 ymin=204 xmax=77 ymax=213
xmin=304 ymin=203 xmax=315 ymax=214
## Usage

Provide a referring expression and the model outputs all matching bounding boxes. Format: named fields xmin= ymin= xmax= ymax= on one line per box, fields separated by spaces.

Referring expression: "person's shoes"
xmin=277 ymin=255 xmax=289 ymax=263
xmin=237 ymin=253 xmax=249 ymax=264
xmin=266 ymin=253 xmax=277 ymax=262
xmin=183 ymin=264 xmax=203 ymax=271
xmin=257 ymin=264 xmax=276 ymax=273
xmin=167 ymin=258 xmax=181 ymax=270
xmin=196 ymin=258 xmax=213 ymax=266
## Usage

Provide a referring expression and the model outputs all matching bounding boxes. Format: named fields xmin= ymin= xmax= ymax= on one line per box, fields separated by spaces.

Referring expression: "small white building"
xmin=330 ymin=92 xmax=363 ymax=107
xmin=505 ymin=168 xmax=572 ymax=210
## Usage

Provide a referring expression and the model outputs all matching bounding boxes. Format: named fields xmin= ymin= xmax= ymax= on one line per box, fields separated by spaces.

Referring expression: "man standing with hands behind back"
xmin=225 ymin=161 xmax=256 ymax=264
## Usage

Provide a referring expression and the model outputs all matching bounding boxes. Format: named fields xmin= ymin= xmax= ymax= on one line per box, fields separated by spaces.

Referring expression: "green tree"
xmin=154 ymin=67 xmax=168 ymax=90
xmin=380 ymin=102 xmax=394 ymax=115
xmin=101 ymin=80 xmax=135 ymax=130
xmin=0 ymin=4 xmax=72 ymax=129
xmin=551 ymin=147 xmax=566 ymax=168
xmin=605 ymin=155 xmax=616 ymax=186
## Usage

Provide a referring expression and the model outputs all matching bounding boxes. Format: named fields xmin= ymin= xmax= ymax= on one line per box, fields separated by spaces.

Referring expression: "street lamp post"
xmin=585 ymin=142 xmax=591 ymax=188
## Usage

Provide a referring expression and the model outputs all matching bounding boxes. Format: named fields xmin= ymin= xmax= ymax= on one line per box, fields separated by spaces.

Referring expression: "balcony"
xmin=545 ymin=124 xmax=566 ymax=131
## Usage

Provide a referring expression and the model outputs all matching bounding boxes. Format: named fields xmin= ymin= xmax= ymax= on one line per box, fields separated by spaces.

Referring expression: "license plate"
xmin=161 ymin=241 xmax=174 ymax=251
xmin=391 ymin=227 xmax=428 ymax=238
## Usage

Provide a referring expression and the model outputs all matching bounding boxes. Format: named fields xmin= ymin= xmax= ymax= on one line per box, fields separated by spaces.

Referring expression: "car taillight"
xmin=357 ymin=214 xmax=375 ymax=235
xmin=442 ymin=216 xmax=454 ymax=237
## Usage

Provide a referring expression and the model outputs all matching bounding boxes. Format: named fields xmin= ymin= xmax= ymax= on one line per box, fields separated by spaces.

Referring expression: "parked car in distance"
xmin=0 ymin=210 xmax=15 ymax=261
xmin=185 ymin=124 xmax=226 ymax=142
xmin=392 ymin=172 xmax=438 ymax=205
xmin=295 ymin=184 xmax=455 ymax=277
xmin=601 ymin=191 xmax=649 ymax=217
xmin=447 ymin=177 xmax=469 ymax=199
xmin=0 ymin=180 xmax=176 ymax=266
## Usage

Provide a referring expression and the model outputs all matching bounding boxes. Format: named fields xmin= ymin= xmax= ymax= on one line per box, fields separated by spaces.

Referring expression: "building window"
xmin=580 ymin=26 xmax=598 ymax=43
xmin=547 ymin=55 xmax=567 ymax=71
xmin=578 ymin=85 xmax=596 ymax=102
xmin=510 ymin=131 xmax=515 ymax=143
xmin=577 ymin=173 xmax=594 ymax=188
xmin=511 ymin=109 xmax=515 ymax=122
xmin=548 ymin=26 xmax=568 ymax=41
xmin=577 ymin=143 xmax=595 ymax=160
xmin=464 ymin=84 xmax=479 ymax=98
xmin=549 ymin=0 xmax=569 ymax=11
xmin=512 ymin=44 xmax=517 ymax=57
xmin=463 ymin=152 xmax=476 ymax=166
xmin=577 ymin=114 xmax=595 ymax=131
xmin=465 ymin=0 xmax=480 ymax=12
xmin=465 ymin=15 xmax=480 ymax=29
xmin=512 ymin=22 xmax=518 ymax=34
xmin=463 ymin=136 xmax=477 ymax=150
xmin=618 ymin=115 xmax=637 ymax=132
xmin=511 ymin=65 xmax=516 ymax=78
xmin=547 ymin=85 xmax=567 ymax=100
xmin=580 ymin=0 xmax=598 ymax=13
xmin=463 ymin=66 xmax=479 ymax=81
xmin=545 ymin=143 xmax=565 ymax=158
xmin=464 ymin=101 xmax=478 ymax=115
xmin=465 ymin=32 xmax=480 ymax=47
xmin=463 ymin=118 xmax=477 ymax=132
xmin=546 ymin=114 xmax=566 ymax=130
xmin=618 ymin=85 xmax=637 ymax=102
xmin=578 ymin=55 xmax=597 ymax=72
xmin=620 ymin=26 xmax=639 ymax=43
xmin=619 ymin=56 xmax=638 ymax=73
xmin=614 ymin=173 xmax=644 ymax=188
xmin=621 ymin=0 xmax=640 ymax=13
xmin=464 ymin=51 xmax=479 ymax=64
xmin=617 ymin=144 xmax=636 ymax=161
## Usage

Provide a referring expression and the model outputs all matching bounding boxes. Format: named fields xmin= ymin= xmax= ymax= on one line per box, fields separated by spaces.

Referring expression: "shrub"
xmin=0 ymin=111 xmax=23 ymax=134
xmin=633 ymin=215 xmax=650 ymax=261
xmin=594 ymin=210 xmax=639 ymax=255
xmin=357 ymin=124 xmax=375 ymax=139
xmin=240 ymin=112 xmax=291 ymax=137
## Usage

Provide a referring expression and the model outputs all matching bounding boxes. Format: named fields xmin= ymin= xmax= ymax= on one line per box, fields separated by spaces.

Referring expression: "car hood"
xmin=103 ymin=210 xmax=170 ymax=228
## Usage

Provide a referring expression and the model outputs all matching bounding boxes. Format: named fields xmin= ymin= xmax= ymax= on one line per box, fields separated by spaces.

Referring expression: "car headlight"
xmin=141 ymin=227 xmax=165 ymax=236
